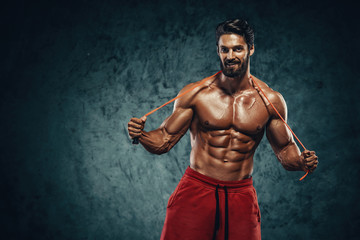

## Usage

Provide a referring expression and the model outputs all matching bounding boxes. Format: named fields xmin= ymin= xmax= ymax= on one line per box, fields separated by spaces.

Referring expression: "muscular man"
xmin=128 ymin=19 xmax=318 ymax=240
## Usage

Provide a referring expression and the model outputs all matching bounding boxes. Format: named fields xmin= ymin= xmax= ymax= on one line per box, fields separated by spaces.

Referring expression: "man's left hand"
xmin=301 ymin=150 xmax=318 ymax=173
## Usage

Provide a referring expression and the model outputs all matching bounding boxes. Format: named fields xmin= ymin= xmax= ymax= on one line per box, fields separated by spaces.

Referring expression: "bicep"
xmin=159 ymin=83 xmax=196 ymax=135
xmin=160 ymin=105 xmax=193 ymax=135
xmin=265 ymin=92 xmax=294 ymax=154
xmin=266 ymin=117 xmax=294 ymax=154
xmin=139 ymin=84 xmax=195 ymax=154
xmin=140 ymin=99 xmax=193 ymax=154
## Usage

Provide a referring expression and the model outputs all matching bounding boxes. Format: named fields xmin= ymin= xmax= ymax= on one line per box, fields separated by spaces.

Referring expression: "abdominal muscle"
xmin=189 ymin=128 xmax=262 ymax=181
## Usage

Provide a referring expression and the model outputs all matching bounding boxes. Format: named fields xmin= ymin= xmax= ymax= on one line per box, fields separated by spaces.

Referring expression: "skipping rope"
xmin=132 ymin=71 xmax=309 ymax=181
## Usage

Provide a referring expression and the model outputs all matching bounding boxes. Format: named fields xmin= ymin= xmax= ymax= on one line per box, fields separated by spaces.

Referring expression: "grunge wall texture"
xmin=1 ymin=0 xmax=359 ymax=239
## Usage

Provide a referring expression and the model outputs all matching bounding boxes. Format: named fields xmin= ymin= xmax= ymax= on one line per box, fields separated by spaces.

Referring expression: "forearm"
xmin=139 ymin=127 xmax=183 ymax=155
xmin=276 ymin=142 xmax=305 ymax=171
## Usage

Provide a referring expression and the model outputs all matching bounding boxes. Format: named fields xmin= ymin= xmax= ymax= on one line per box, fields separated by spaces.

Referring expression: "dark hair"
xmin=215 ymin=19 xmax=254 ymax=48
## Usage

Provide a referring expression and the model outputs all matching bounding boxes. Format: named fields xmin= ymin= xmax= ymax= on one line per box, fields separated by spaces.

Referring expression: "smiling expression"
xmin=217 ymin=34 xmax=254 ymax=77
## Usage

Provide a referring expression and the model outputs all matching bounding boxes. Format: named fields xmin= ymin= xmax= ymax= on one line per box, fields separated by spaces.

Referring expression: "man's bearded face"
xmin=220 ymin=51 xmax=249 ymax=78
xmin=217 ymin=34 xmax=251 ymax=78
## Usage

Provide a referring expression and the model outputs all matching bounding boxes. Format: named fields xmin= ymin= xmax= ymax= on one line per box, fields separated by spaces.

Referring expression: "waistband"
xmin=184 ymin=166 xmax=253 ymax=189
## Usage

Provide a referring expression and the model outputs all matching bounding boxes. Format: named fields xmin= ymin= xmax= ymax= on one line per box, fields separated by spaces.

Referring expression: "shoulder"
xmin=251 ymin=75 xmax=287 ymax=119
xmin=174 ymin=74 xmax=217 ymax=109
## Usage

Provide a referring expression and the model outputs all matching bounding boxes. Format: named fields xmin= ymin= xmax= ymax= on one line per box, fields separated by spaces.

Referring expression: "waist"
xmin=184 ymin=166 xmax=253 ymax=190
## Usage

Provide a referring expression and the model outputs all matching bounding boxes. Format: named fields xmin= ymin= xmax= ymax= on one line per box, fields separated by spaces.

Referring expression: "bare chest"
xmin=194 ymin=88 xmax=270 ymax=134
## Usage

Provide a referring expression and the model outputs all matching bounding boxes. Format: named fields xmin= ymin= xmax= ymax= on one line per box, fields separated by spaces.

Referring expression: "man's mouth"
xmin=225 ymin=62 xmax=239 ymax=67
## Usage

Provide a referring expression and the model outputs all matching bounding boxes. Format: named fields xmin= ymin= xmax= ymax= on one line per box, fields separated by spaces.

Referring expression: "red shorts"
xmin=160 ymin=166 xmax=261 ymax=240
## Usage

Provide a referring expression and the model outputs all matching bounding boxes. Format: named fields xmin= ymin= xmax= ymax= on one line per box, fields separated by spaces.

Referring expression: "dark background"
xmin=1 ymin=0 xmax=359 ymax=239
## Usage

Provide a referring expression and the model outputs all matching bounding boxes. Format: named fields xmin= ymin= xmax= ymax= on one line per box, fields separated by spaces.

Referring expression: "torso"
xmin=189 ymin=75 xmax=273 ymax=181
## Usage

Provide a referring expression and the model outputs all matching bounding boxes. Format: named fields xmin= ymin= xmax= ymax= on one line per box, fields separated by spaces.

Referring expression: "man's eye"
xmin=235 ymin=48 xmax=242 ymax=52
xmin=221 ymin=48 xmax=228 ymax=52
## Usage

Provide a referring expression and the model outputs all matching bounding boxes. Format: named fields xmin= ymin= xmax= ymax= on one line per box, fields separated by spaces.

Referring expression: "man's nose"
xmin=227 ymin=50 xmax=234 ymax=59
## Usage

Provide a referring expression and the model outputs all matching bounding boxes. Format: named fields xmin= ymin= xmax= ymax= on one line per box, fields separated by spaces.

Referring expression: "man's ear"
xmin=249 ymin=44 xmax=255 ymax=56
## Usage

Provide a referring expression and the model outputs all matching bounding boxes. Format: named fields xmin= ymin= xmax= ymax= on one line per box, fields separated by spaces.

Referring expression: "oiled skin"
xmin=137 ymin=75 xmax=301 ymax=181
xmin=128 ymin=34 xmax=318 ymax=181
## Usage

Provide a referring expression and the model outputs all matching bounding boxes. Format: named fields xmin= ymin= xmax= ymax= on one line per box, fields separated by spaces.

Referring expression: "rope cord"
xmin=250 ymin=76 xmax=309 ymax=181
xmin=143 ymin=71 xmax=222 ymax=117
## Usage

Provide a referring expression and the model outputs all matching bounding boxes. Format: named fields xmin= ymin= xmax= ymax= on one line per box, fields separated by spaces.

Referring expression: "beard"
xmin=220 ymin=53 xmax=249 ymax=78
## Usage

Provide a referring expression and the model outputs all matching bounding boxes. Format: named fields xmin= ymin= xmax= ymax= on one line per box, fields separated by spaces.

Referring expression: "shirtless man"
xmin=128 ymin=19 xmax=318 ymax=240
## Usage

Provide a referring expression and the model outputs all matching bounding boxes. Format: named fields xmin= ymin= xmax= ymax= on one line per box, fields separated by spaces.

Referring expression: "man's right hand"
xmin=128 ymin=116 xmax=147 ymax=140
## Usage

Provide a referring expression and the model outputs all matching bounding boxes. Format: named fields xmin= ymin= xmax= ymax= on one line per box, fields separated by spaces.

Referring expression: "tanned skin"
xmin=128 ymin=33 xmax=318 ymax=181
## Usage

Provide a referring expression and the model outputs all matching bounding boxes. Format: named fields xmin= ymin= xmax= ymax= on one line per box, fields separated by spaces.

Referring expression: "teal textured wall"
xmin=2 ymin=0 xmax=359 ymax=239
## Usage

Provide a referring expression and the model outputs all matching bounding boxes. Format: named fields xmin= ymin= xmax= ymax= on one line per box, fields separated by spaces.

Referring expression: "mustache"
xmin=224 ymin=59 xmax=241 ymax=65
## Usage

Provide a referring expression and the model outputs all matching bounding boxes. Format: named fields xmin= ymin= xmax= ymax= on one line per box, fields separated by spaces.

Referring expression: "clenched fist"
xmin=128 ymin=116 xmax=147 ymax=140
xmin=301 ymin=150 xmax=318 ymax=173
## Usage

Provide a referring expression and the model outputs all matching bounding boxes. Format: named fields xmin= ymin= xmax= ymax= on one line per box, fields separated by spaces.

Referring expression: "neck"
xmin=218 ymin=65 xmax=252 ymax=95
